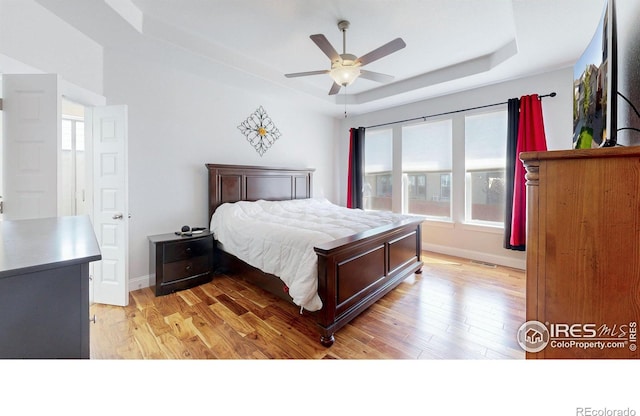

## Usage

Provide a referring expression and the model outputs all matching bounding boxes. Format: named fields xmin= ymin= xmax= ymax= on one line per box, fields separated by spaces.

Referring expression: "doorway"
xmin=60 ymin=99 xmax=131 ymax=307
xmin=61 ymin=99 xmax=89 ymax=217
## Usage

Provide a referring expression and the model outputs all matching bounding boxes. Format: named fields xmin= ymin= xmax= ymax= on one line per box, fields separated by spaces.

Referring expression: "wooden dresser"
xmin=521 ymin=146 xmax=640 ymax=359
xmin=0 ymin=216 xmax=102 ymax=359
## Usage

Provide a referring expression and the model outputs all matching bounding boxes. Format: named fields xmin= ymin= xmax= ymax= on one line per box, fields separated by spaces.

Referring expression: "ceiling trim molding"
xmin=337 ymin=39 xmax=519 ymax=105
xmin=104 ymin=0 xmax=143 ymax=33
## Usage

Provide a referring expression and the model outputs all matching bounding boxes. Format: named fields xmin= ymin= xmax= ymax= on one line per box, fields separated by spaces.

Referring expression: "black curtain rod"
xmin=365 ymin=92 xmax=557 ymax=129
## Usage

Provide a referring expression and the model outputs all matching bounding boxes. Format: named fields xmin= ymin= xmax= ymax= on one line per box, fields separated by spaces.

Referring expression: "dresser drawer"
xmin=162 ymin=255 xmax=211 ymax=283
xmin=163 ymin=237 xmax=213 ymax=263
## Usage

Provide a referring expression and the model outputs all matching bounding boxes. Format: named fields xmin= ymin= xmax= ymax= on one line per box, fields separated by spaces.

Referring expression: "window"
xmin=401 ymin=120 xmax=452 ymax=219
xmin=364 ymin=129 xmax=392 ymax=211
xmin=464 ymin=110 xmax=508 ymax=224
xmin=359 ymin=108 xmax=508 ymax=231
xmin=61 ymin=117 xmax=86 ymax=216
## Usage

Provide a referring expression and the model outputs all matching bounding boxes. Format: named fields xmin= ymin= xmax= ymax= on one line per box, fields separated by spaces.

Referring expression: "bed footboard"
xmin=314 ymin=218 xmax=424 ymax=346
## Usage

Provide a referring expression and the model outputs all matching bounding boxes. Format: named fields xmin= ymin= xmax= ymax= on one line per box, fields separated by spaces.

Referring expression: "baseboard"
xmin=423 ymin=243 xmax=526 ymax=270
xmin=130 ymin=274 xmax=150 ymax=292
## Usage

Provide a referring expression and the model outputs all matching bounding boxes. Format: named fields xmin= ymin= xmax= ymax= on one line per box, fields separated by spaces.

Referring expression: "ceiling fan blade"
xmin=285 ymin=70 xmax=330 ymax=78
xmin=356 ymin=38 xmax=406 ymax=66
xmin=310 ymin=34 xmax=340 ymax=62
xmin=328 ymin=82 xmax=342 ymax=95
xmin=359 ymin=70 xmax=395 ymax=83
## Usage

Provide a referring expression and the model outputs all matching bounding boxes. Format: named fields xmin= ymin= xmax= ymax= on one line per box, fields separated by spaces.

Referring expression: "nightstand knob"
xmin=89 ymin=314 xmax=97 ymax=324
xmin=185 ymin=247 xmax=192 ymax=254
xmin=185 ymin=264 xmax=192 ymax=271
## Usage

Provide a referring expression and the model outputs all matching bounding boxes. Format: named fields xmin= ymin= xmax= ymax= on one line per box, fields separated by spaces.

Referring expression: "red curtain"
xmin=347 ymin=128 xmax=355 ymax=208
xmin=346 ymin=127 xmax=365 ymax=209
xmin=510 ymin=94 xmax=547 ymax=247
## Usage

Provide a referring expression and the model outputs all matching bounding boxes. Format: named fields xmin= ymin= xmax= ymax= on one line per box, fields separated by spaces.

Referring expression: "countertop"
xmin=0 ymin=215 xmax=102 ymax=279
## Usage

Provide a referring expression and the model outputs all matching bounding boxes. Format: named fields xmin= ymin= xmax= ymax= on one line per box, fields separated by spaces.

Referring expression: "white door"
xmin=90 ymin=105 xmax=129 ymax=306
xmin=2 ymin=74 xmax=60 ymax=220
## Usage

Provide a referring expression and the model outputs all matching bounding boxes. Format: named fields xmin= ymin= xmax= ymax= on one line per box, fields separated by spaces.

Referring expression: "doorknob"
xmin=112 ymin=213 xmax=124 ymax=220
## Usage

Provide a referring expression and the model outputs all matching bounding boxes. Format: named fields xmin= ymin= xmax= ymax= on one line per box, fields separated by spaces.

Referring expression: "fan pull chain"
xmin=344 ymin=85 xmax=348 ymax=118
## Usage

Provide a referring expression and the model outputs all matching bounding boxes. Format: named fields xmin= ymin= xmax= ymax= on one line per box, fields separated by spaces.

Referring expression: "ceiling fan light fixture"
xmin=284 ymin=19 xmax=405 ymax=96
xmin=330 ymin=62 xmax=361 ymax=86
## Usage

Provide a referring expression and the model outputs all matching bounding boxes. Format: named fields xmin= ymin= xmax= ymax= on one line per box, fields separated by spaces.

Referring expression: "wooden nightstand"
xmin=148 ymin=231 xmax=214 ymax=296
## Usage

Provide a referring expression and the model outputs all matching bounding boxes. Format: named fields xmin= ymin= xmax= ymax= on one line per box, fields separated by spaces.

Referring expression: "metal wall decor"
xmin=237 ymin=106 xmax=282 ymax=156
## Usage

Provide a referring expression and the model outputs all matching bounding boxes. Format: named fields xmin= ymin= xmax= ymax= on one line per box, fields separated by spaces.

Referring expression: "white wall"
xmin=0 ymin=0 xmax=103 ymax=94
xmin=102 ymin=48 xmax=339 ymax=286
xmin=337 ymin=68 xmax=574 ymax=269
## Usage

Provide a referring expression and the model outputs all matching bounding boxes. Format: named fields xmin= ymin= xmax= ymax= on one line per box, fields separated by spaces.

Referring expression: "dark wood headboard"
xmin=206 ymin=164 xmax=315 ymax=222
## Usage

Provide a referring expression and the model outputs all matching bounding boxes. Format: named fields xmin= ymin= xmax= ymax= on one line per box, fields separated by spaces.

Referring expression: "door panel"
xmin=2 ymin=74 xmax=60 ymax=220
xmin=91 ymin=105 xmax=129 ymax=306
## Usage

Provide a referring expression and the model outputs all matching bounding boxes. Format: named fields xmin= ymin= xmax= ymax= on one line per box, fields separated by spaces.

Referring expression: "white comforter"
xmin=210 ymin=198 xmax=416 ymax=312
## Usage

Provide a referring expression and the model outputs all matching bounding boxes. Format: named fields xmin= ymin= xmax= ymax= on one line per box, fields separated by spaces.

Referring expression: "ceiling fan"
xmin=285 ymin=20 xmax=406 ymax=95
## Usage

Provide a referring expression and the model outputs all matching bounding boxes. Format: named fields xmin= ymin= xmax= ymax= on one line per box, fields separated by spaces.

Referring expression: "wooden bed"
xmin=206 ymin=163 xmax=424 ymax=346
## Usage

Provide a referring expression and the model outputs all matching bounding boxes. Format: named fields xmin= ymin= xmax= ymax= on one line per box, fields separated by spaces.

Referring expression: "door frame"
xmin=60 ymin=79 xmax=107 ymax=222
xmin=60 ymin=81 xmax=109 ymax=304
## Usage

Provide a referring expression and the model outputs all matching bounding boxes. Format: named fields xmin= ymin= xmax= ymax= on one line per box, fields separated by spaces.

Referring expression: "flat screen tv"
xmin=573 ymin=0 xmax=617 ymax=148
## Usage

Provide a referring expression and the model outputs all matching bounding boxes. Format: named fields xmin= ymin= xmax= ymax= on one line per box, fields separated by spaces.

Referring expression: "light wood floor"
xmin=89 ymin=251 xmax=526 ymax=359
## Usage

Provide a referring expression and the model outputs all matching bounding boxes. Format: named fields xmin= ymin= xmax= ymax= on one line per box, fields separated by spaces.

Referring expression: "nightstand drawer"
xmin=163 ymin=237 xmax=213 ymax=263
xmin=162 ymin=256 xmax=211 ymax=283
